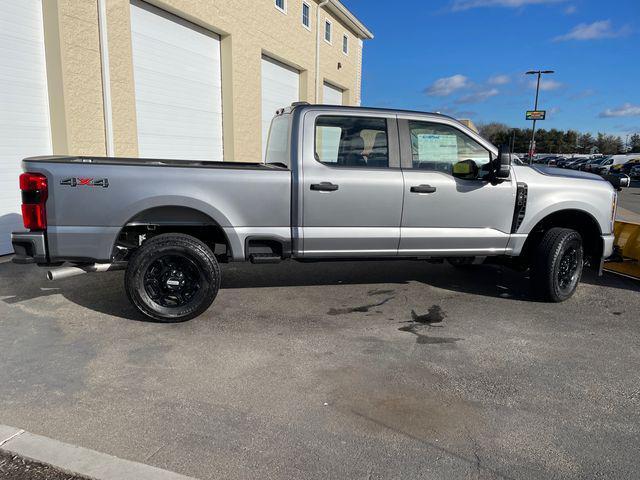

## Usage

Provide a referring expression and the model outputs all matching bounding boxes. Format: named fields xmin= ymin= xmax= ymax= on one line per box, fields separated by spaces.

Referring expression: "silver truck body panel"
xmin=23 ymin=159 xmax=290 ymax=261
xmin=508 ymin=165 xmax=615 ymax=257
xmin=299 ymin=109 xmax=404 ymax=256
xmin=511 ymin=165 xmax=614 ymax=235
xmin=398 ymin=171 xmax=515 ymax=254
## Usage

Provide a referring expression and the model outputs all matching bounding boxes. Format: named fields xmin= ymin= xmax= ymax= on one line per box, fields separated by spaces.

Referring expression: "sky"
xmin=342 ymin=0 xmax=639 ymax=137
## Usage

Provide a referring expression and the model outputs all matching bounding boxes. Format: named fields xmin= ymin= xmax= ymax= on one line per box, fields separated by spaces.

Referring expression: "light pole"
xmin=525 ymin=69 xmax=554 ymax=164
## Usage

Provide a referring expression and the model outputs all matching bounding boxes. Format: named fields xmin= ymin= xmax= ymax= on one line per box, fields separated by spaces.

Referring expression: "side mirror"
xmin=603 ymin=173 xmax=630 ymax=191
xmin=495 ymin=144 xmax=511 ymax=178
xmin=452 ymin=159 xmax=479 ymax=180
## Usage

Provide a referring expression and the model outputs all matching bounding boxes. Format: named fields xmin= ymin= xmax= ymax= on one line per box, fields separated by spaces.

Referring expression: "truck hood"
xmin=531 ymin=165 xmax=605 ymax=182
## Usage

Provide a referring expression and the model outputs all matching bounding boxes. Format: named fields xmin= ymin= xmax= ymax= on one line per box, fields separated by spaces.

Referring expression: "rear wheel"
xmin=531 ymin=227 xmax=583 ymax=302
xmin=125 ymin=233 xmax=220 ymax=322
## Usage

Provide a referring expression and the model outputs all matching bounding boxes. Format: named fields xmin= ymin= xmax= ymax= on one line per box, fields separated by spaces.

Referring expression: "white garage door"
xmin=130 ymin=0 xmax=223 ymax=161
xmin=0 ymin=0 xmax=52 ymax=255
xmin=261 ymin=56 xmax=299 ymax=160
xmin=323 ymin=82 xmax=343 ymax=105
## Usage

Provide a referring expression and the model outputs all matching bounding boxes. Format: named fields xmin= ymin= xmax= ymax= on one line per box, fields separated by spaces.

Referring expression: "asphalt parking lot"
xmin=1 ymin=244 xmax=639 ymax=479
xmin=618 ymin=179 xmax=640 ymax=216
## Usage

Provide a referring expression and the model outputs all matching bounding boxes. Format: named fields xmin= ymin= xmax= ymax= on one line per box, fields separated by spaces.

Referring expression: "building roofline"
xmin=323 ymin=0 xmax=374 ymax=40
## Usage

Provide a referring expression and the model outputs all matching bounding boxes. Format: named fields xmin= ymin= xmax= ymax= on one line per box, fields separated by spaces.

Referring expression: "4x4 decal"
xmin=60 ymin=177 xmax=109 ymax=188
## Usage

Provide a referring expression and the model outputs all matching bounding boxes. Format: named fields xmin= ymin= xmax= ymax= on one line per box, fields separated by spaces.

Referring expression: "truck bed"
xmin=22 ymin=155 xmax=291 ymax=263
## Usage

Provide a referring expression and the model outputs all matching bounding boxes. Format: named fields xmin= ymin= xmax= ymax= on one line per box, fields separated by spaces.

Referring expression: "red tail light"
xmin=20 ymin=172 xmax=48 ymax=230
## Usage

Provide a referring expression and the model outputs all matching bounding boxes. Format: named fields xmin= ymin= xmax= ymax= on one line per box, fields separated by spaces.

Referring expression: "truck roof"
xmin=282 ymin=102 xmax=461 ymax=123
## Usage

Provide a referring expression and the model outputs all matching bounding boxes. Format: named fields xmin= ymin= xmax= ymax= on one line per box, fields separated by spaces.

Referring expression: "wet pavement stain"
xmin=398 ymin=305 xmax=462 ymax=345
xmin=410 ymin=305 xmax=446 ymax=324
xmin=327 ymin=296 xmax=394 ymax=315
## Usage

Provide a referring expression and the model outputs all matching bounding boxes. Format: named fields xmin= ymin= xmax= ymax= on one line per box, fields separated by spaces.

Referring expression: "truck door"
xmin=299 ymin=112 xmax=404 ymax=257
xmin=398 ymin=118 xmax=516 ymax=255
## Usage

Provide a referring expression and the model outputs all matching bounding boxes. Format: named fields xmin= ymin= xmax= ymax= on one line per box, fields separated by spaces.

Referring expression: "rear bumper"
xmin=11 ymin=231 xmax=47 ymax=264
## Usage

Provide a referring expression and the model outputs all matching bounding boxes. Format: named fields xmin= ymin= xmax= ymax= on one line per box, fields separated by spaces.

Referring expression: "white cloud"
xmin=488 ymin=74 xmax=510 ymax=85
xmin=599 ymin=103 xmax=640 ymax=118
xmin=529 ymin=78 xmax=563 ymax=91
xmin=564 ymin=5 xmax=577 ymax=14
xmin=554 ymin=20 xmax=632 ymax=41
xmin=450 ymin=0 xmax=565 ymax=11
xmin=456 ymin=88 xmax=500 ymax=104
xmin=424 ymin=75 xmax=469 ymax=96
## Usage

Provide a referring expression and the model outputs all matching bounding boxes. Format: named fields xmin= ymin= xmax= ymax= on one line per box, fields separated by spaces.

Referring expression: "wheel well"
xmin=521 ymin=209 xmax=602 ymax=262
xmin=113 ymin=206 xmax=232 ymax=261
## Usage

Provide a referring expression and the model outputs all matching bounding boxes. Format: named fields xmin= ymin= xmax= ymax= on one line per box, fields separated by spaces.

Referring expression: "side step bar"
xmin=249 ymin=254 xmax=282 ymax=264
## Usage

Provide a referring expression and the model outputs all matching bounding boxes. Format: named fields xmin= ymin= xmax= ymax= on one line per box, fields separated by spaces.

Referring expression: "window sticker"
xmin=417 ymin=134 xmax=458 ymax=163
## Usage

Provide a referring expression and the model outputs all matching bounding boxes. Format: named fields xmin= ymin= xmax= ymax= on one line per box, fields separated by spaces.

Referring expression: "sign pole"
xmin=529 ymin=72 xmax=541 ymax=165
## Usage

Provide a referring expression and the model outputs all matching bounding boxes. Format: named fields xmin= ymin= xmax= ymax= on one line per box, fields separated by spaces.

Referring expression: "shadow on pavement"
xmin=0 ymin=258 xmax=637 ymax=321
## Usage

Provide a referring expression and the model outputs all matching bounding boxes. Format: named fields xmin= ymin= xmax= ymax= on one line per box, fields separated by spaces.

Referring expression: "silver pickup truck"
xmin=12 ymin=104 xmax=625 ymax=321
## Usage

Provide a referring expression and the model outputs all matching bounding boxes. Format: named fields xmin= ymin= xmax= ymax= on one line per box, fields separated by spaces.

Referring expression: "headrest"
xmin=373 ymin=132 xmax=387 ymax=149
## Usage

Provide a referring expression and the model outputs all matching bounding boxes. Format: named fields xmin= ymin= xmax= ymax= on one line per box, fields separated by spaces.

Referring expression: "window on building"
xmin=275 ymin=0 xmax=286 ymax=13
xmin=342 ymin=34 xmax=349 ymax=54
xmin=302 ymin=2 xmax=310 ymax=28
xmin=315 ymin=116 xmax=389 ymax=168
xmin=324 ymin=20 xmax=332 ymax=43
xmin=408 ymin=121 xmax=490 ymax=178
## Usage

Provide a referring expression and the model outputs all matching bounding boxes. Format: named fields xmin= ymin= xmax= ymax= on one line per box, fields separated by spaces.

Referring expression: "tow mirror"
xmin=603 ymin=173 xmax=631 ymax=191
xmin=495 ymin=144 xmax=511 ymax=179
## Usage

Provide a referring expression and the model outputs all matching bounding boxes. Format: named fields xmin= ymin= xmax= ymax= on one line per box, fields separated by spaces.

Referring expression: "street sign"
xmin=526 ymin=110 xmax=546 ymax=120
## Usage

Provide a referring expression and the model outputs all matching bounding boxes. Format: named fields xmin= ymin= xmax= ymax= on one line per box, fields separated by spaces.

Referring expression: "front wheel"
xmin=530 ymin=227 xmax=583 ymax=302
xmin=125 ymin=233 xmax=221 ymax=322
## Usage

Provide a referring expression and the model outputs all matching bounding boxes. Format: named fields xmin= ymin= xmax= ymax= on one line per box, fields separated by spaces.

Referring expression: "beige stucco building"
xmin=43 ymin=0 xmax=372 ymax=160
xmin=0 ymin=0 xmax=372 ymax=254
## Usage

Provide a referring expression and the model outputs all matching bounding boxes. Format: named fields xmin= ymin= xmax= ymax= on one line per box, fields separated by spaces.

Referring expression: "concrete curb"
xmin=0 ymin=424 xmax=197 ymax=480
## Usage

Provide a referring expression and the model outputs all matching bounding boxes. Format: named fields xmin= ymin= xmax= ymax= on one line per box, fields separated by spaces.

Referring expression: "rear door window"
xmin=315 ymin=116 xmax=389 ymax=168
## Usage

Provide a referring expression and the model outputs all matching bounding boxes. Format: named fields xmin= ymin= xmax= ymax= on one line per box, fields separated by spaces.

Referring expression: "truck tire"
xmin=530 ymin=227 xmax=583 ymax=302
xmin=125 ymin=233 xmax=220 ymax=322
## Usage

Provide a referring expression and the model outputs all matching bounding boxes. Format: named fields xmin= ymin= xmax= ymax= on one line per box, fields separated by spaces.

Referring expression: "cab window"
xmin=408 ymin=121 xmax=490 ymax=178
xmin=315 ymin=116 xmax=389 ymax=168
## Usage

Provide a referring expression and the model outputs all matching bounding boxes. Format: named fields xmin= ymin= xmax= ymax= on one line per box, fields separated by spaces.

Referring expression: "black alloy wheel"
xmin=125 ymin=233 xmax=220 ymax=322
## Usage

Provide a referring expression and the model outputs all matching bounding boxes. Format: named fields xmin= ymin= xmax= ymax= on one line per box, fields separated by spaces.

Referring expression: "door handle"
xmin=310 ymin=182 xmax=339 ymax=192
xmin=410 ymin=184 xmax=437 ymax=194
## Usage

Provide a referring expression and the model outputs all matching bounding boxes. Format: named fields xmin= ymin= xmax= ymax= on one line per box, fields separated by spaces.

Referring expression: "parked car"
xmin=594 ymin=155 xmax=639 ymax=175
xmin=568 ymin=158 xmax=590 ymax=170
xmin=560 ymin=157 xmax=587 ymax=169
xmin=581 ymin=157 xmax=609 ymax=172
xmin=610 ymin=157 xmax=640 ymax=175
xmin=11 ymin=104 xmax=625 ymax=321
xmin=534 ymin=155 xmax=559 ymax=166
xmin=555 ymin=157 xmax=573 ymax=168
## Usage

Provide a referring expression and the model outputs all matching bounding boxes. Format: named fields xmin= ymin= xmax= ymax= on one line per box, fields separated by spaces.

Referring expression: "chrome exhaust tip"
xmin=46 ymin=263 xmax=126 ymax=281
